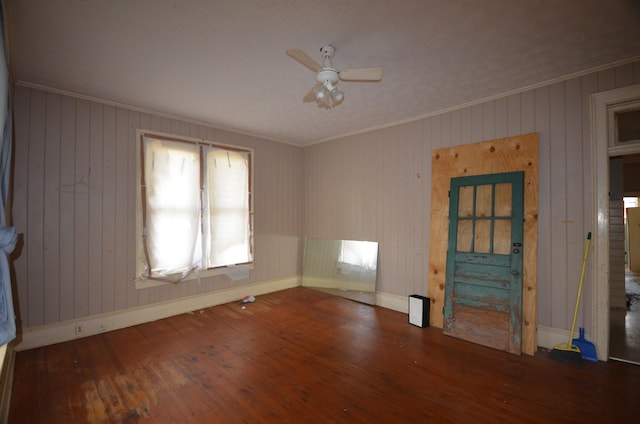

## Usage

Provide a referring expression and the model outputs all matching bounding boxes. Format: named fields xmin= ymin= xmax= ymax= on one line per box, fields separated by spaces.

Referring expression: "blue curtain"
xmin=0 ymin=0 xmax=17 ymax=346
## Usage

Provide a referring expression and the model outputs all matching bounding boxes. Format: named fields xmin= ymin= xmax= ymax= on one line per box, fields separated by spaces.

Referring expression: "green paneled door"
xmin=443 ymin=171 xmax=524 ymax=355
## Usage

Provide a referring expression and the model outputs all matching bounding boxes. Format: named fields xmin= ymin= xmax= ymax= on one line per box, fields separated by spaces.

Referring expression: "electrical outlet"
xmin=75 ymin=324 xmax=83 ymax=336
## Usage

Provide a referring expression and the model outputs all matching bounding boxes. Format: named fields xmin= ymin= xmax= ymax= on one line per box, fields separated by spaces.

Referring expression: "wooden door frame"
xmin=591 ymin=84 xmax=640 ymax=361
xmin=428 ymin=134 xmax=539 ymax=355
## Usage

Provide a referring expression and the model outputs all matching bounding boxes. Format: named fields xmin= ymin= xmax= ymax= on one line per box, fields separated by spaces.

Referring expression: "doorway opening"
xmin=609 ymin=158 xmax=640 ymax=364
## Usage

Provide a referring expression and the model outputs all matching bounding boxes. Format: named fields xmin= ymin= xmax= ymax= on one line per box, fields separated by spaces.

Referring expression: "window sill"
xmin=135 ymin=263 xmax=254 ymax=289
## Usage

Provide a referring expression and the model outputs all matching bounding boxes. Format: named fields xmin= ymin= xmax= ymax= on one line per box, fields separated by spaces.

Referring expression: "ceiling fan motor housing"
xmin=317 ymin=68 xmax=339 ymax=84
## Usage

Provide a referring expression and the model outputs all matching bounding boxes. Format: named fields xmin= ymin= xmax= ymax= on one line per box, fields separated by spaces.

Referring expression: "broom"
xmin=549 ymin=232 xmax=591 ymax=363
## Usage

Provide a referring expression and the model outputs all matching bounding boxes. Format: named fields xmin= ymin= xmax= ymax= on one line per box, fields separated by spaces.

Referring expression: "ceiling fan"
xmin=286 ymin=45 xmax=382 ymax=109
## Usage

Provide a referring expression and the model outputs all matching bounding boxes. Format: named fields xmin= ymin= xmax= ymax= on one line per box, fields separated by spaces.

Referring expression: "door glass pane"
xmin=474 ymin=220 xmax=491 ymax=253
xmin=476 ymin=185 xmax=492 ymax=217
xmin=495 ymin=183 xmax=512 ymax=217
xmin=457 ymin=220 xmax=473 ymax=252
xmin=494 ymin=219 xmax=511 ymax=254
xmin=458 ymin=186 xmax=474 ymax=217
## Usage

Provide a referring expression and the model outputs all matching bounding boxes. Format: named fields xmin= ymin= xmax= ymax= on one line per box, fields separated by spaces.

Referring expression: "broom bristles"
xmin=549 ymin=343 xmax=584 ymax=363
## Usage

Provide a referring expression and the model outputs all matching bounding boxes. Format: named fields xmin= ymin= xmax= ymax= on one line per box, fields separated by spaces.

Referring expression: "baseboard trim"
xmin=376 ymin=291 xmax=410 ymax=314
xmin=0 ymin=342 xmax=15 ymax=423
xmin=536 ymin=325 xmax=593 ymax=351
xmin=16 ymin=276 xmax=300 ymax=351
xmin=16 ymin=282 xmax=575 ymax=359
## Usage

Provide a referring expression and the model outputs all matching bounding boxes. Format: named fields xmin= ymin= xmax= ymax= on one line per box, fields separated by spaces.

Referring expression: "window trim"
xmin=135 ymin=129 xmax=254 ymax=289
xmin=608 ymin=99 xmax=640 ymax=153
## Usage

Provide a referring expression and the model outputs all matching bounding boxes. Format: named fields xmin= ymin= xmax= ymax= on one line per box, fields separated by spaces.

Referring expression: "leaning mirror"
xmin=302 ymin=238 xmax=378 ymax=305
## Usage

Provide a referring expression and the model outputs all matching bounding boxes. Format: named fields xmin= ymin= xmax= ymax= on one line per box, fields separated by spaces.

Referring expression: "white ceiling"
xmin=8 ymin=0 xmax=640 ymax=145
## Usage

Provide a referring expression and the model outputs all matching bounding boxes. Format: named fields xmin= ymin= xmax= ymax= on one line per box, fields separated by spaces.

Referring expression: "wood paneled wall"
xmin=12 ymin=60 xmax=640 ymax=336
xmin=12 ymin=86 xmax=303 ymax=329
xmin=303 ymin=60 xmax=640 ymax=332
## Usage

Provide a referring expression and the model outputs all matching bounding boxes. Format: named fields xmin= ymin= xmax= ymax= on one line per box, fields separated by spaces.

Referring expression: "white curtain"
xmin=205 ymin=148 xmax=251 ymax=268
xmin=144 ymin=137 xmax=201 ymax=280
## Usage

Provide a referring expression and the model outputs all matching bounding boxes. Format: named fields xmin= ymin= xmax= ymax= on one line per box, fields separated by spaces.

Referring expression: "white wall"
xmin=303 ymin=60 xmax=640 ymax=333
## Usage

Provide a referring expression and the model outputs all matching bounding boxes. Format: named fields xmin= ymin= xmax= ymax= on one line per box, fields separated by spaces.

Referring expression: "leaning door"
xmin=443 ymin=171 xmax=524 ymax=355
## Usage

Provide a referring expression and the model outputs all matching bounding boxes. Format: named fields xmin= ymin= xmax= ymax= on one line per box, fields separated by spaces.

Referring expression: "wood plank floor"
xmin=9 ymin=287 xmax=640 ymax=423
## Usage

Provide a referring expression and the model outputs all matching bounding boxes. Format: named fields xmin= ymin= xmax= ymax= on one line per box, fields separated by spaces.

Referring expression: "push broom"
xmin=549 ymin=232 xmax=591 ymax=363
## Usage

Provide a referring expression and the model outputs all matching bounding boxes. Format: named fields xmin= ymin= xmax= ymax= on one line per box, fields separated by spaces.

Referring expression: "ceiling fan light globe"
xmin=314 ymin=85 xmax=328 ymax=102
xmin=332 ymin=89 xmax=344 ymax=103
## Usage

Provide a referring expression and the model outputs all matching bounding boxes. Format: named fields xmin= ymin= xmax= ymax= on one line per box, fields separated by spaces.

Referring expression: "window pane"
xmin=494 ymin=219 xmax=511 ymax=254
xmin=494 ymin=183 xmax=512 ymax=217
xmin=615 ymin=109 xmax=640 ymax=143
xmin=458 ymin=186 xmax=474 ymax=217
xmin=205 ymin=148 xmax=252 ymax=267
xmin=457 ymin=220 xmax=473 ymax=252
xmin=474 ymin=220 xmax=491 ymax=253
xmin=476 ymin=184 xmax=492 ymax=217
xmin=144 ymin=138 xmax=200 ymax=276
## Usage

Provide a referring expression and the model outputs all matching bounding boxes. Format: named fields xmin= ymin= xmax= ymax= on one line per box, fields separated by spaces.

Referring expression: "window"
xmin=136 ymin=131 xmax=253 ymax=284
xmin=608 ymin=99 xmax=640 ymax=152
xmin=615 ymin=109 xmax=640 ymax=144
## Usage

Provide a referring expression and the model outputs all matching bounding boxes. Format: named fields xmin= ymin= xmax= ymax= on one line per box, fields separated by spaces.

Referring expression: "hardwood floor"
xmin=610 ymin=267 xmax=640 ymax=363
xmin=9 ymin=287 xmax=640 ymax=423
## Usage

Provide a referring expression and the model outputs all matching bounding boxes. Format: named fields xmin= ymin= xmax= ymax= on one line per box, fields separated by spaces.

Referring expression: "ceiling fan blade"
xmin=286 ymin=49 xmax=322 ymax=72
xmin=302 ymin=88 xmax=316 ymax=103
xmin=339 ymin=67 xmax=383 ymax=82
xmin=303 ymin=86 xmax=316 ymax=103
